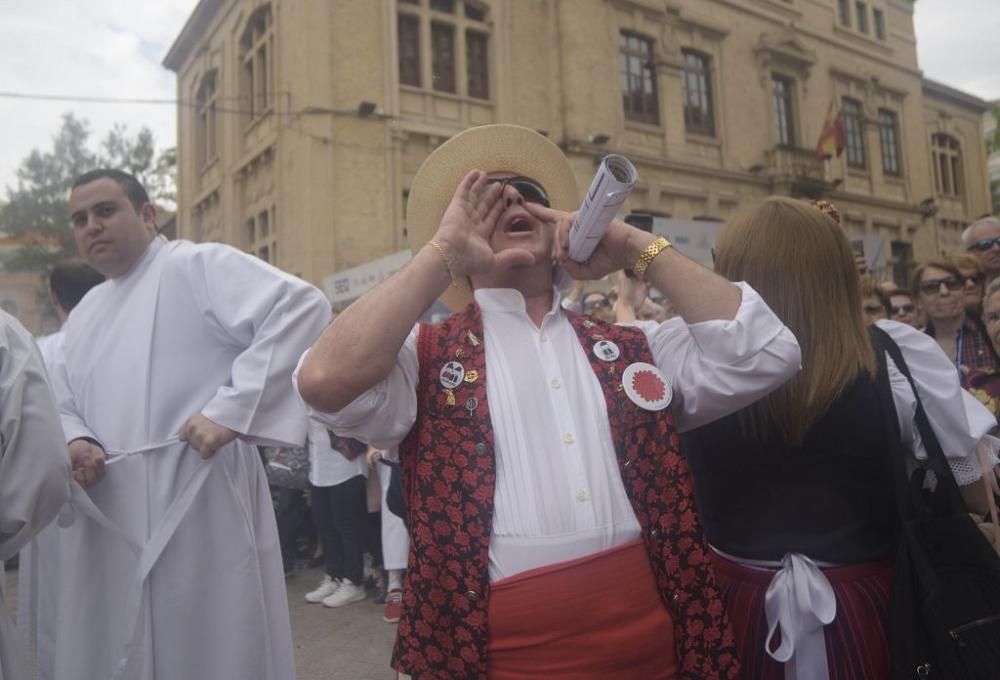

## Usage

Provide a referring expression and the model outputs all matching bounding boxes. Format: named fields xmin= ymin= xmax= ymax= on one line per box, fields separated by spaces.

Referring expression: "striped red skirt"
xmin=712 ymin=552 xmax=892 ymax=680
xmin=487 ymin=539 xmax=677 ymax=679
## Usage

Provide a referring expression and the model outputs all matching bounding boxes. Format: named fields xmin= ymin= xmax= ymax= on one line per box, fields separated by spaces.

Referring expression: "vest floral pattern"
xmin=392 ymin=304 xmax=740 ymax=679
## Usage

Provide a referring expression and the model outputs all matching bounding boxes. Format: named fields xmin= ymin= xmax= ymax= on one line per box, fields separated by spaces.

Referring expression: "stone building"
xmin=164 ymin=0 xmax=992 ymax=292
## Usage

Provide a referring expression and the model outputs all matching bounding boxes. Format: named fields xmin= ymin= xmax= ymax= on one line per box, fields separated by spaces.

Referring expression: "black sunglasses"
xmin=891 ymin=303 xmax=915 ymax=315
xmin=963 ymin=272 xmax=986 ymax=286
xmin=918 ymin=276 xmax=964 ymax=295
xmin=968 ymin=236 xmax=1000 ymax=252
xmin=484 ymin=176 xmax=550 ymax=208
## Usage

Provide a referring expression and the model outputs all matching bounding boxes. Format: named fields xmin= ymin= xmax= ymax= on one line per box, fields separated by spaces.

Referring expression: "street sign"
xmin=323 ymin=250 xmax=413 ymax=303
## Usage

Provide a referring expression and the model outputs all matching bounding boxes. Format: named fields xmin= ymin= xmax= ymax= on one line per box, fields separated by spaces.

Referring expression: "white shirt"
xmin=307 ymin=420 xmax=367 ymax=487
xmin=300 ymin=282 xmax=801 ymax=581
xmin=34 ymin=329 xmax=64 ymax=374
xmin=878 ymin=319 xmax=999 ymax=485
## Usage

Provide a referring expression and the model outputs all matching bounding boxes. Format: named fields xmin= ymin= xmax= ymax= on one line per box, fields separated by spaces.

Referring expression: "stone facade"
xmin=164 ymin=0 xmax=992 ymax=290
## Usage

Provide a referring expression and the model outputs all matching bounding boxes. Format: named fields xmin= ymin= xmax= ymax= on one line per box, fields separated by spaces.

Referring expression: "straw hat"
xmin=406 ymin=124 xmax=579 ymax=310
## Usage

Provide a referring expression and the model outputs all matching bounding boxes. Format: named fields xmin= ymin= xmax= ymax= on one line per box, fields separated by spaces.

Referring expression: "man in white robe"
xmin=0 ymin=310 xmax=71 ymax=680
xmin=48 ymin=168 xmax=331 ymax=680
xmin=18 ymin=259 xmax=103 ymax=680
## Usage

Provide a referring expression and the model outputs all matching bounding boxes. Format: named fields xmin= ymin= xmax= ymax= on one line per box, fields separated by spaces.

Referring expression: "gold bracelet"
xmin=632 ymin=236 xmax=672 ymax=279
xmin=426 ymin=241 xmax=459 ymax=288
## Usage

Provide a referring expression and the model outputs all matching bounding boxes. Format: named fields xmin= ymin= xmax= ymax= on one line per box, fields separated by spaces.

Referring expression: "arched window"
xmin=240 ymin=5 xmax=273 ymax=123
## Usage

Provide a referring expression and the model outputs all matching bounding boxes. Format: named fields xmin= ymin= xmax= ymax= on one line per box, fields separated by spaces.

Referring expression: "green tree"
xmin=0 ymin=112 xmax=176 ymax=273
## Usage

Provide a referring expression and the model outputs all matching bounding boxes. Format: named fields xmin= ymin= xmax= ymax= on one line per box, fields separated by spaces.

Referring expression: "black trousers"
xmin=311 ymin=475 xmax=366 ymax=585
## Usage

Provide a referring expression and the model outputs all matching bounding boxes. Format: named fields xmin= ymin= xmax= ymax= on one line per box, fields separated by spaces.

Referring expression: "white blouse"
xmin=877 ymin=319 xmax=999 ymax=485
xmin=298 ymin=282 xmax=802 ymax=580
xmin=307 ymin=420 xmax=367 ymax=488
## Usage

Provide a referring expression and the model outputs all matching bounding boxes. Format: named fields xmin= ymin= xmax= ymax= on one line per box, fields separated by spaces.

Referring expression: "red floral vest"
xmin=393 ymin=304 xmax=740 ymax=679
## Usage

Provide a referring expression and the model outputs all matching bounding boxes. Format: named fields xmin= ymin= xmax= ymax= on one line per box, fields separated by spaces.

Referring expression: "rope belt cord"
xmin=104 ymin=435 xmax=184 ymax=466
xmin=58 ymin=437 xmax=219 ymax=679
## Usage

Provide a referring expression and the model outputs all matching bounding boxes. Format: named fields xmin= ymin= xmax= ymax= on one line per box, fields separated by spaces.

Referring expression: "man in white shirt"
xmin=0 ymin=310 xmax=70 ymax=680
xmin=296 ymin=125 xmax=800 ymax=679
xmin=18 ymin=258 xmax=103 ymax=680
xmin=48 ymin=168 xmax=330 ymax=680
xmin=301 ymin=421 xmax=370 ymax=608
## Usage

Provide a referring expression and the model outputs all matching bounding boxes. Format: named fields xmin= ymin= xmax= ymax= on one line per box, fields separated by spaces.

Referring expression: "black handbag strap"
xmin=869 ymin=326 xmax=967 ymax=516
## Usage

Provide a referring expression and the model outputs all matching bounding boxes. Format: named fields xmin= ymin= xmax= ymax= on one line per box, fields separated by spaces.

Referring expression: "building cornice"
xmin=162 ymin=0 xmax=226 ymax=72
xmin=922 ymin=78 xmax=990 ymax=113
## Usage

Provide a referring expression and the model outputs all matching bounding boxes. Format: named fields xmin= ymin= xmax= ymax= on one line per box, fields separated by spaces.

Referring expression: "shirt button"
xmin=540 ymin=334 xmax=548 ymax=342
xmin=475 ymin=443 xmax=487 ymax=455
xmin=576 ymin=489 xmax=588 ymax=502
xmin=466 ymin=590 xmax=480 ymax=601
xmin=551 ymin=378 xmax=561 ymax=389
xmin=563 ymin=432 xmax=575 ymax=444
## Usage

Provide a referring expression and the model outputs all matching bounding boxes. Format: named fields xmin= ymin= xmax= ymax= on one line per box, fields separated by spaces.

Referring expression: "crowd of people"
xmin=1 ymin=123 xmax=998 ymax=680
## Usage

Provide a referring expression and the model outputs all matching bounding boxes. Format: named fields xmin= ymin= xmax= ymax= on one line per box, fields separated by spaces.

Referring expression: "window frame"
xmin=855 ymin=1 xmax=869 ymax=34
xmin=396 ymin=0 xmax=492 ymax=101
xmin=619 ymin=31 xmax=660 ymax=126
xmin=931 ymin=133 xmax=963 ymax=197
xmin=195 ymin=70 xmax=219 ymax=170
xmin=877 ymin=108 xmax=900 ymax=177
xmin=842 ymin=97 xmax=867 ymax=170
xmin=837 ymin=0 xmax=852 ymax=26
xmin=681 ymin=49 xmax=715 ymax=137
xmin=239 ymin=5 xmax=274 ymax=126
xmin=873 ymin=7 xmax=886 ymax=40
xmin=771 ymin=73 xmax=797 ymax=147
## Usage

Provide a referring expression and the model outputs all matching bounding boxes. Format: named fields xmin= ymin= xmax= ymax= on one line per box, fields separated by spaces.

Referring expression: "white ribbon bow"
xmin=764 ymin=552 xmax=837 ymax=680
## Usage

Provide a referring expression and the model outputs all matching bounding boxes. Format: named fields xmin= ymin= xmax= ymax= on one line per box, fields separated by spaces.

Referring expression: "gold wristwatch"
xmin=632 ymin=236 xmax=672 ymax=278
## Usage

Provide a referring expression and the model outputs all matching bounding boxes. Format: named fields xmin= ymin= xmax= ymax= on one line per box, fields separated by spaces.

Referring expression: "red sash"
xmin=487 ymin=539 xmax=678 ymax=680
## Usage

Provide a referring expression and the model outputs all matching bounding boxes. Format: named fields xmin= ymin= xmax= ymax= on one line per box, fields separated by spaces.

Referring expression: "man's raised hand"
xmin=431 ymin=170 xmax=536 ymax=279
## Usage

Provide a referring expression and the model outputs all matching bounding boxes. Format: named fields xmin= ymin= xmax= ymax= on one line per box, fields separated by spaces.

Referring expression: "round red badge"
xmin=621 ymin=362 xmax=672 ymax=411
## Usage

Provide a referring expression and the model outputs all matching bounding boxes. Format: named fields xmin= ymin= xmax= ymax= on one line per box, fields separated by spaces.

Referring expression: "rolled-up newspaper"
xmin=567 ymin=154 xmax=638 ymax=263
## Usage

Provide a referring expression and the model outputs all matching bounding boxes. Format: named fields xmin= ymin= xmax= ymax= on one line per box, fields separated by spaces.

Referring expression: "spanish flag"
xmin=816 ymin=100 xmax=846 ymax=159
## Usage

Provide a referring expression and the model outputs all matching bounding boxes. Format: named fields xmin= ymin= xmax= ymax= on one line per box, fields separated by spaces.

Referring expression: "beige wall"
xmin=166 ymin=0 xmax=992 ymax=290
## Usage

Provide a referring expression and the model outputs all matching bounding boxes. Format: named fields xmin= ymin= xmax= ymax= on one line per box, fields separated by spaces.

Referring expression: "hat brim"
xmin=406 ymin=124 xmax=578 ymax=311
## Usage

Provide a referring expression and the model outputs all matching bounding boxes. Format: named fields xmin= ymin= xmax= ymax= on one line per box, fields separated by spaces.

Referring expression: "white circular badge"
xmin=621 ymin=362 xmax=672 ymax=411
xmin=439 ymin=361 xmax=465 ymax=390
xmin=593 ymin=340 xmax=621 ymax=362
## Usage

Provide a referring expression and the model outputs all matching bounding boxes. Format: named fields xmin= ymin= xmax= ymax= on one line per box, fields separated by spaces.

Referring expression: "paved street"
xmin=286 ymin=567 xmax=399 ymax=680
xmin=6 ymin=565 xmax=400 ymax=680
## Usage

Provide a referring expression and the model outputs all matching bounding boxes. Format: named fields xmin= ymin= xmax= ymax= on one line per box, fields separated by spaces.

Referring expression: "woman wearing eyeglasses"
xmin=680 ymin=197 xmax=999 ymax=680
xmin=912 ymin=259 xmax=1000 ymax=378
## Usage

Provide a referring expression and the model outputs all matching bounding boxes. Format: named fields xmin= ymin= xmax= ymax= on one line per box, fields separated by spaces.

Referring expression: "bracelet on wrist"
xmin=426 ymin=241 xmax=460 ymax=288
xmin=632 ymin=236 xmax=672 ymax=279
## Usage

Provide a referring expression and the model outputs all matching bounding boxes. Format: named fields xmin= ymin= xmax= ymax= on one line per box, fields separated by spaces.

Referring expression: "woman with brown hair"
xmin=912 ymin=258 xmax=999 ymax=376
xmin=681 ymin=197 xmax=999 ymax=679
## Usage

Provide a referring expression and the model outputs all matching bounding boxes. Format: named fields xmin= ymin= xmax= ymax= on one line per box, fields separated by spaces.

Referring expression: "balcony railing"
xmin=767 ymin=146 xmax=826 ymax=183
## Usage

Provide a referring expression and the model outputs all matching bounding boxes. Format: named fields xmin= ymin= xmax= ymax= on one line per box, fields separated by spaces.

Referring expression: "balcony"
xmin=765 ymin=146 xmax=829 ymax=198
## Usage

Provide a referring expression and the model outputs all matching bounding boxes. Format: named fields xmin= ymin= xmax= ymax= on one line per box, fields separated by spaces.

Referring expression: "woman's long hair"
xmin=713 ymin=197 xmax=876 ymax=446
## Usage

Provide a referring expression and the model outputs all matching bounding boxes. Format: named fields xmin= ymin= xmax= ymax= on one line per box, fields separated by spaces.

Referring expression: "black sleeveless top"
xmin=681 ymin=370 xmax=895 ymax=564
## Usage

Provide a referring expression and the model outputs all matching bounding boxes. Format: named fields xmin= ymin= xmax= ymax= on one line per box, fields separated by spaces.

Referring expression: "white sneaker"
xmin=305 ymin=575 xmax=339 ymax=603
xmin=322 ymin=579 xmax=367 ymax=608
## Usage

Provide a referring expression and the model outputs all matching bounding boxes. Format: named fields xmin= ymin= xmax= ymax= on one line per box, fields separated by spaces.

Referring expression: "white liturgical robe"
xmin=0 ymin=311 xmax=70 ymax=680
xmin=49 ymin=237 xmax=330 ymax=680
